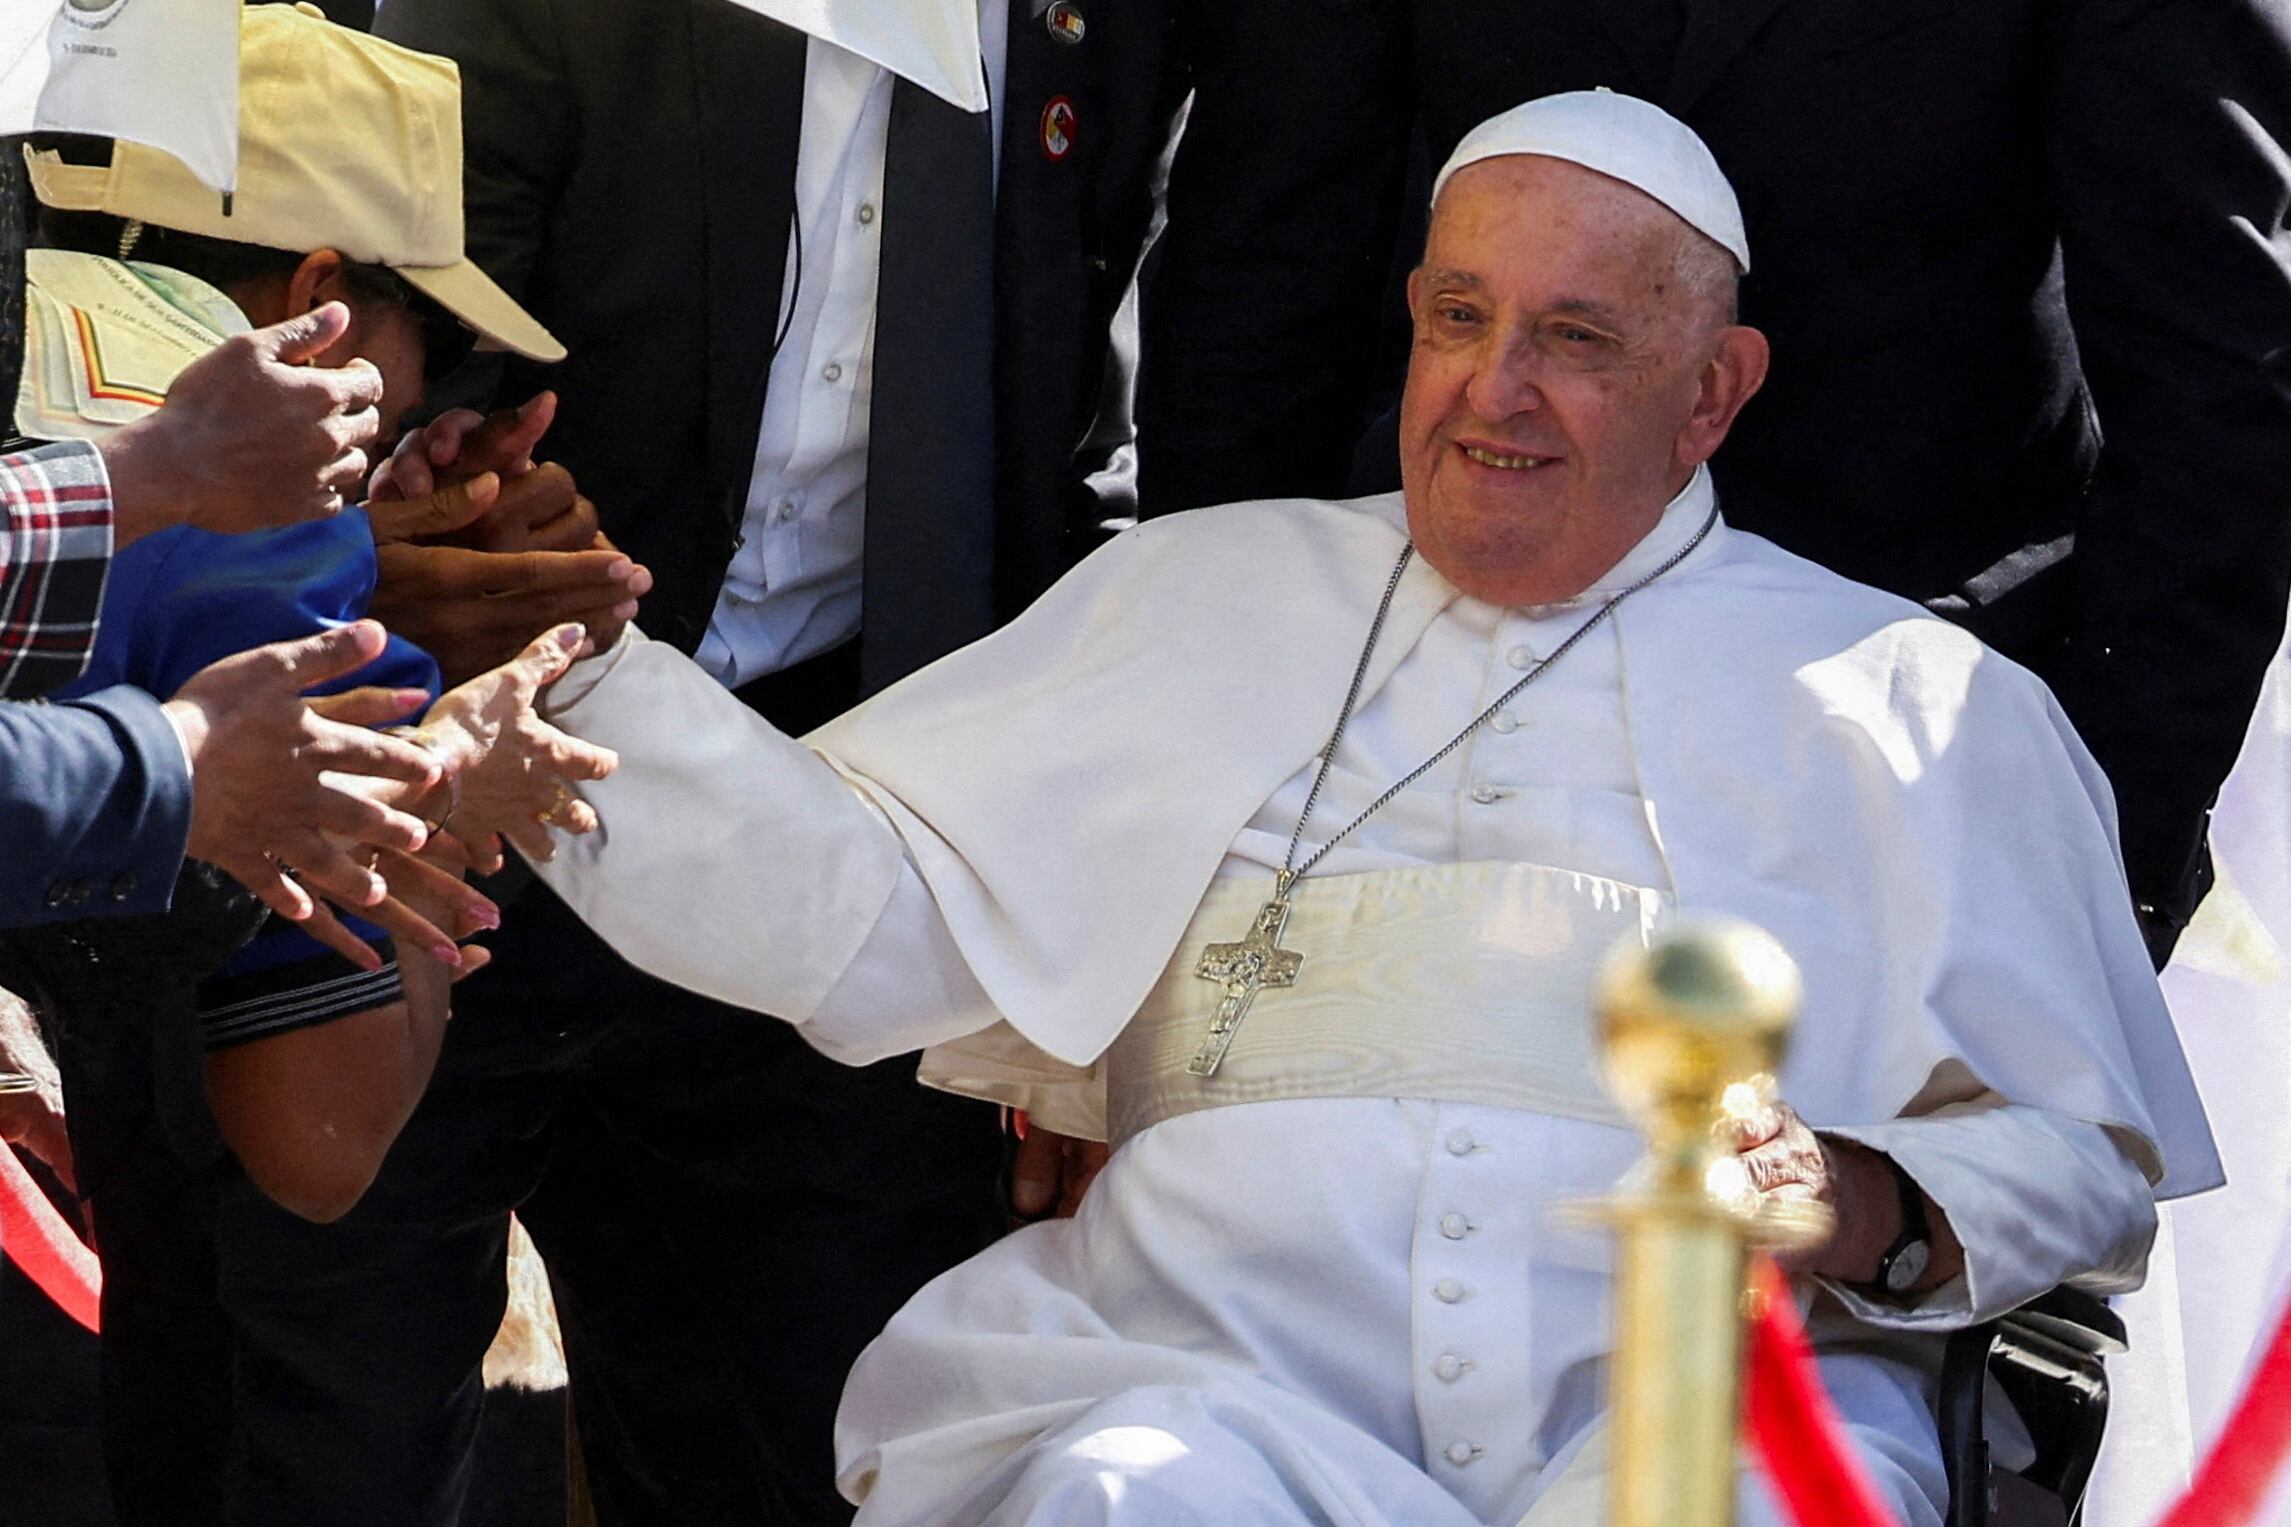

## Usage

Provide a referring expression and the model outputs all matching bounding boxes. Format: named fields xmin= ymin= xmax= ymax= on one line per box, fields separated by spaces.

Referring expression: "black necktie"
xmin=863 ymin=78 xmax=998 ymax=693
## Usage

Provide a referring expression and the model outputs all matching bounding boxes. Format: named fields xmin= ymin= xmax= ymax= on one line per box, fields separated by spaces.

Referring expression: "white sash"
xmin=918 ymin=861 xmax=1671 ymax=1147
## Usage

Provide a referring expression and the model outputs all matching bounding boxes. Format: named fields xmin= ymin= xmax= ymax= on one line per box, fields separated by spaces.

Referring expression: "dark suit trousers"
xmin=215 ymin=649 xmax=1006 ymax=1527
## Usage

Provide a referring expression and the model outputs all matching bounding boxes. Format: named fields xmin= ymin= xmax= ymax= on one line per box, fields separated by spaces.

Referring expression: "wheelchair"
xmin=1941 ymin=1285 xmax=2127 ymax=1527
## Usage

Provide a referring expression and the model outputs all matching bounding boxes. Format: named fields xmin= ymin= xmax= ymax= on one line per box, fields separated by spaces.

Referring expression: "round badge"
xmin=1040 ymin=96 xmax=1079 ymax=163
xmin=1045 ymin=1 xmax=1086 ymax=44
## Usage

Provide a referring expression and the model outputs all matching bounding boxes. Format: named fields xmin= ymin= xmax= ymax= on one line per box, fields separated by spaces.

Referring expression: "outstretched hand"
xmin=415 ymin=623 xmax=619 ymax=870
xmin=165 ymin=621 xmax=440 ymax=934
xmin=365 ymin=393 xmax=650 ymax=685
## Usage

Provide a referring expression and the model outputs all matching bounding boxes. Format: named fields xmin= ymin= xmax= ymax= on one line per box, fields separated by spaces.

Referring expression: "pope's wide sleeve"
xmin=1821 ymin=1100 xmax=2157 ymax=1329
xmin=0 ymin=685 xmax=190 ymax=927
xmin=534 ymin=632 xmax=1001 ymax=1057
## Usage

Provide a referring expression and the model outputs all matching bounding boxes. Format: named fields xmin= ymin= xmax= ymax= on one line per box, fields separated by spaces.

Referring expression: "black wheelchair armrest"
xmin=1943 ymin=1287 xmax=2121 ymax=1525
xmin=1999 ymin=1285 xmax=2126 ymax=1360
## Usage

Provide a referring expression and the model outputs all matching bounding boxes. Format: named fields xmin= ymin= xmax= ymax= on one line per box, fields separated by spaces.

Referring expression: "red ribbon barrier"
xmin=0 ymin=1144 xmax=100 ymax=1332
xmin=1743 ymin=1256 xmax=1903 ymax=1527
xmin=2155 ymin=1282 xmax=2291 ymax=1527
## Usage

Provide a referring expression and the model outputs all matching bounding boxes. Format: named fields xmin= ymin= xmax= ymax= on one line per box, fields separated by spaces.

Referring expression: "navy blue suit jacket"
xmin=0 ymin=686 xmax=188 ymax=927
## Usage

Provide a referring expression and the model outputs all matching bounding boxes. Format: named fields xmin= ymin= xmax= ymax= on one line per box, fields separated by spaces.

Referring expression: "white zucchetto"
xmin=1431 ymin=89 xmax=1751 ymax=272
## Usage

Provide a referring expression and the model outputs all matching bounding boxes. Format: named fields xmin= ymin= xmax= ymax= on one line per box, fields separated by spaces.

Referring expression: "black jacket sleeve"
xmin=2045 ymin=0 xmax=2291 ymax=922
xmin=1134 ymin=0 xmax=1414 ymax=515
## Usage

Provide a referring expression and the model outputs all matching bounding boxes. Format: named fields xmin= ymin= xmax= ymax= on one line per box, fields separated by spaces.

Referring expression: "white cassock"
xmin=534 ymin=468 xmax=2220 ymax=1526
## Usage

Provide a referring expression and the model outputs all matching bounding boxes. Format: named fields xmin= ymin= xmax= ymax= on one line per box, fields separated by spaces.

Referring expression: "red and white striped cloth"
xmin=0 ymin=438 xmax=114 ymax=700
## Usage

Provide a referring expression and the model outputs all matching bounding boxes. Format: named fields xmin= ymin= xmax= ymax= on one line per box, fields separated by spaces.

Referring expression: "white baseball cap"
xmin=24 ymin=2 xmax=564 ymax=362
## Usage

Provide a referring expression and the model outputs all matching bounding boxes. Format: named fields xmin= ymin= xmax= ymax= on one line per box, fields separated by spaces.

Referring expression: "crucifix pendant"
xmin=1188 ymin=870 xmax=1306 ymax=1077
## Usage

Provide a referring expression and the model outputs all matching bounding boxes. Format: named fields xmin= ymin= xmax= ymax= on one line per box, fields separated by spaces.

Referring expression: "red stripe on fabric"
xmin=1744 ymin=1257 xmax=1903 ymax=1527
xmin=2157 ymin=1284 xmax=2291 ymax=1527
xmin=0 ymin=1146 xmax=101 ymax=1332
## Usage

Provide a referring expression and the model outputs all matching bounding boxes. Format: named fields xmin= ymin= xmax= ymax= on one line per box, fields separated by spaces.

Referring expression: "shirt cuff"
xmin=1815 ymin=1101 xmax=2157 ymax=1328
xmin=543 ymin=624 xmax=644 ymax=717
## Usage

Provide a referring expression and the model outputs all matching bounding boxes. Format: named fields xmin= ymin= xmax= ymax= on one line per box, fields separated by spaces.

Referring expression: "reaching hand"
xmin=164 ymin=622 xmax=443 ymax=939
xmin=365 ymin=393 xmax=649 ymax=686
xmin=369 ymin=391 xmax=557 ymax=503
xmin=102 ymin=303 xmax=385 ymax=542
xmin=415 ymin=623 xmax=619 ymax=868
xmin=1007 ymin=1120 xmax=1111 ymax=1224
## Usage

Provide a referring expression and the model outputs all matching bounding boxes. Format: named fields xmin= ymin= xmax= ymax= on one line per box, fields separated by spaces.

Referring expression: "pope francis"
xmin=527 ymin=93 xmax=2217 ymax=1525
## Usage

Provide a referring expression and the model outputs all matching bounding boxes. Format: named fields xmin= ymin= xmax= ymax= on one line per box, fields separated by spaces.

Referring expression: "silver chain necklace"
xmin=1186 ymin=505 xmax=1720 ymax=1077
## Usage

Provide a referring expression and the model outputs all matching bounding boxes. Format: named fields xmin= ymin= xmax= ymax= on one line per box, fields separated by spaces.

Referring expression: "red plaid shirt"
xmin=0 ymin=440 xmax=114 ymax=700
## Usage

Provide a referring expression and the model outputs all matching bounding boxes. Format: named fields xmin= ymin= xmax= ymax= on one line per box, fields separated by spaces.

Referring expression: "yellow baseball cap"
xmin=23 ymin=2 xmax=564 ymax=363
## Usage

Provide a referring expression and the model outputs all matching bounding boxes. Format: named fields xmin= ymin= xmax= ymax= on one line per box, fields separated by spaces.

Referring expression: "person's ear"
xmin=1677 ymin=324 xmax=1769 ymax=468
xmin=285 ymin=249 xmax=352 ymax=323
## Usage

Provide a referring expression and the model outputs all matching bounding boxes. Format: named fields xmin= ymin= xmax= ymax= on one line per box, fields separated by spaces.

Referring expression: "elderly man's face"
xmin=1399 ymin=156 xmax=1767 ymax=606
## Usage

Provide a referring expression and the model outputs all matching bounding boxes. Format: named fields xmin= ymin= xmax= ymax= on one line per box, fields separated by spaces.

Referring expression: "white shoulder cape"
xmin=808 ymin=495 xmax=2221 ymax=1198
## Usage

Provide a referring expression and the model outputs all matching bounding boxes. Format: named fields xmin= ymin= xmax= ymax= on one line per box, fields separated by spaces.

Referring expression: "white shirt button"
xmin=857 ymin=201 xmax=876 ymax=225
xmin=1445 ymin=1130 xmax=1476 ymax=1157
xmin=1489 ymin=711 xmax=1518 ymax=735
xmin=1506 ymin=644 xmax=1536 ymax=670
xmin=772 ymin=498 xmax=797 ymax=525
xmin=1433 ymin=1354 xmax=1469 ymax=1382
xmin=1444 ymin=1441 xmax=1482 ymax=1467
xmin=822 ymin=361 xmax=845 ymax=384
xmin=1469 ymin=784 xmax=1501 ymax=806
xmin=1433 ymin=1279 xmax=1467 ymax=1304
xmin=1438 ymin=1212 xmax=1471 ymax=1240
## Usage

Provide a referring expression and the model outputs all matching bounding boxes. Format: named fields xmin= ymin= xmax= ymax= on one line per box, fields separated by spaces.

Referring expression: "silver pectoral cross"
xmin=1188 ymin=871 xmax=1306 ymax=1077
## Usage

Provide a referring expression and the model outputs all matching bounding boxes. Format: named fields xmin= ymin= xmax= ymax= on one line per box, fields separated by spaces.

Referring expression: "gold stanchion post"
xmin=1576 ymin=920 xmax=1831 ymax=1527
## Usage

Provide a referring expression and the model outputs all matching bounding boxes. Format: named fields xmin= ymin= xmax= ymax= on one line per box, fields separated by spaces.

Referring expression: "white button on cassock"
xmin=1444 ymin=1441 xmax=1481 ymax=1466
xmin=1506 ymin=644 xmax=1536 ymax=670
xmin=1438 ymin=1212 xmax=1471 ymax=1240
xmin=1469 ymin=784 xmax=1500 ymax=806
xmin=1489 ymin=711 xmax=1518 ymax=734
xmin=1433 ymin=1353 xmax=1468 ymax=1382
xmin=1432 ymin=1279 xmax=1467 ymax=1304
xmin=822 ymin=362 xmax=845 ymax=384
xmin=1445 ymin=1130 xmax=1476 ymax=1156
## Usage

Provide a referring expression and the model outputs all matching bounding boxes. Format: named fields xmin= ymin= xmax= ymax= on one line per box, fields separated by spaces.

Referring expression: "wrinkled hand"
xmin=0 ymin=987 xmax=72 ymax=1192
xmin=366 ymin=394 xmax=649 ymax=686
xmin=164 ymin=623 xmax=444 ymax=939
xmin=103 ymin=303 xmax=383 ymax=540
xmin=1722 ymin=1098 xmax=1893 ymax=1282
xmin=1008 ymin=1121 xmax=1110 ymax=1224
xmin=414 ymin=624 xmax=618 ymax=869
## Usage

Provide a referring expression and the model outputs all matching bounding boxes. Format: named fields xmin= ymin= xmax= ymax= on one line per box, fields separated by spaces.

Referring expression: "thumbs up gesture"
xmin=101 ymin=300 xmax=388 ymax=540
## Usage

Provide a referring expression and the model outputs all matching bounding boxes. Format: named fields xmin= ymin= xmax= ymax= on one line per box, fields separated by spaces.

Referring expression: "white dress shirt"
xmin=696 ymin=0 xmax=1010 ymax=688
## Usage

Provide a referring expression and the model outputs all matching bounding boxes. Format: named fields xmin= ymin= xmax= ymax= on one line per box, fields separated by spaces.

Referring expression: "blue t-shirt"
xmin=58 ymin=505 xmax=444 ymax=1048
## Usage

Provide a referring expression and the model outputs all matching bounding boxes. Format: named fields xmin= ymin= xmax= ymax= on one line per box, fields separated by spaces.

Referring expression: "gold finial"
xmin=1579 ymin=921 xmax=1824 ymax=1527
xmin=1597 ymin=918 xmax=1801 ymax=1170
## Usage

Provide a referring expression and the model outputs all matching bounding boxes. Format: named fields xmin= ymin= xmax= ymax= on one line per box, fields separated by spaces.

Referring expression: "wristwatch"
xmin=1871 ymin=1155 xmax=1932 ymax=1297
